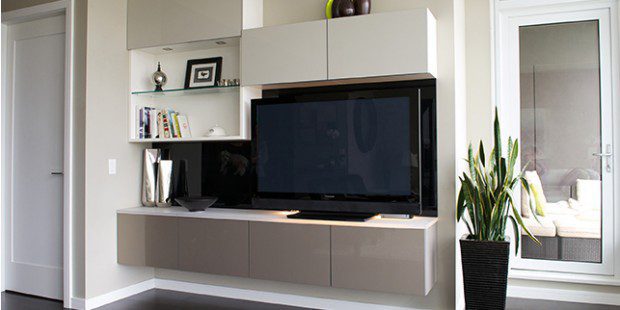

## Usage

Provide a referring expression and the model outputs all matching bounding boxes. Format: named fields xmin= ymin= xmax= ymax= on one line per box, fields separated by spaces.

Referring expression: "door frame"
xmin=494 ymin=0 xmax=620 ymax=279
xmin=1 ymin=0 xmax=75 ymax=308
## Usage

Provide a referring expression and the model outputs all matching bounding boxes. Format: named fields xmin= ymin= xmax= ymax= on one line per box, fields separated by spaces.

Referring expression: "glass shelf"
xmin=131 ymin=85 xmax=239 ymax=97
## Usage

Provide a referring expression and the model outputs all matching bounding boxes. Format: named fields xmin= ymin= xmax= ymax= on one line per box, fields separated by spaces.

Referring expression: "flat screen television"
xmin=251 ymin=81 xmax=437 ymax=220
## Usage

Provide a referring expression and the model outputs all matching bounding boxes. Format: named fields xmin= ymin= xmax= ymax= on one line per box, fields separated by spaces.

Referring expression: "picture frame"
xmin=184 ymin=57 xmax=223 ymax=89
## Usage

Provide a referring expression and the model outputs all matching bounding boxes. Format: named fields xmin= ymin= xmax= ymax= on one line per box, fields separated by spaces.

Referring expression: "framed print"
xmin=184 ymin=57 xmax=223 ymax=89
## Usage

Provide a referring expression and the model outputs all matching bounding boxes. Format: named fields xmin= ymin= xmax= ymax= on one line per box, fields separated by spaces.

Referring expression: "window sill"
xmin=509 ymin=269 xmax=620 ymax=286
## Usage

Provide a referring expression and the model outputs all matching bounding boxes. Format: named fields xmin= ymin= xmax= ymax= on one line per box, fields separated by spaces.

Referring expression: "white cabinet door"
xmin=327 ymin=9 xmax=437 ymax=80
xmin=127 ymin=0 xmax=242 ymax=50
xmin=127 ymin=0 xmax=165 ymax=49
xmin=241 ymin=20 xmax=328 ymax=86
xmin=161 ymin=0 xmax=241 ymax=46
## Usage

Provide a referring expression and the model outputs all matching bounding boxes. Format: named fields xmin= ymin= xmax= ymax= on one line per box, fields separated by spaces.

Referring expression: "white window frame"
xmin=494 ymin=0 xmax=619 ymax=278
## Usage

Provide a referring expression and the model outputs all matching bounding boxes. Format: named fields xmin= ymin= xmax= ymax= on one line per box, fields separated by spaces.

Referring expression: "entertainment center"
xmin=119 ymin=4 xmax=438 ymax=297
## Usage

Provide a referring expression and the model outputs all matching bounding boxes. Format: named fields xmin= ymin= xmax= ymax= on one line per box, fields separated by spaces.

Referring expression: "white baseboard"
xmin=155 ymin=278 xmax=412 ymax=310
xmin=508 ymin=284 xmax=620 ymax=306
xmin=69 ymin=297 xmax=85 ymax=310
xmin=82 ymin=279 xmax=154 ymax=310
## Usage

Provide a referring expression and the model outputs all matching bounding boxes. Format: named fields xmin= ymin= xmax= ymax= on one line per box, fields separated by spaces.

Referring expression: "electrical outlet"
xmin=108 ymin=159 xmax=117 ymax=175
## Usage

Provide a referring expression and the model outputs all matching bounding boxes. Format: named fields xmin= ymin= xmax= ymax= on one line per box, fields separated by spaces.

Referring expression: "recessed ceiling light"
xmin=162 ymin=47 xmax=173 ymax=51
xmin=215 ymin=41 xmax=226 ymax=45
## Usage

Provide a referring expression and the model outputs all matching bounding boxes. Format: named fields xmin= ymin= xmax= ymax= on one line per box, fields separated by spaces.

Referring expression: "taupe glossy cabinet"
xmin=127 ymin=0 xmax=242 ymax=49
xmin=118 ymin=213 xmax=437 ymax=295
xmin=331 ymin=226 xmax=436 ymax=295
xmin=118 ymin=215 xmax=248 ymax=277
xmin=249 ymin=222 xmax=330 ymax=286
xmin=178 ymin=218 xmax=249 ymax=277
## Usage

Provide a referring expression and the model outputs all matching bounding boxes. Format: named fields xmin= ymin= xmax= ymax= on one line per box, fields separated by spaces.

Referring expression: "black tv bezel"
xmin=250 ymin=80 xmax=437 ymax=216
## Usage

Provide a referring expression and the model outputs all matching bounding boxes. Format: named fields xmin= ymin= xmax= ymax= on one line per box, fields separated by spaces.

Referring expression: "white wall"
xmin=84 ymin=0 xmax=153 ymax=299
xmin=465 ymin=0 xmax=493 ymax=147
xmin=154 ymin=1 xmax=465 ymax=309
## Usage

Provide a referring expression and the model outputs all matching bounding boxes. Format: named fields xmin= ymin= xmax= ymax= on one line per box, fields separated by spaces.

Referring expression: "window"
xmin=519 ymin=21 xmax=602 ymax=263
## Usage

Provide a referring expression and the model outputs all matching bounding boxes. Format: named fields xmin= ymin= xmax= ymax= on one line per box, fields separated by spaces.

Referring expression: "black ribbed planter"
xmin=460 ymin=235 xmax=510 ymax=310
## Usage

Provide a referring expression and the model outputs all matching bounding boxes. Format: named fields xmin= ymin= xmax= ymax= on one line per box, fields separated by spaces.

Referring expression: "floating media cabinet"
xmin=117 ymin=207 xmax=438 ymax=296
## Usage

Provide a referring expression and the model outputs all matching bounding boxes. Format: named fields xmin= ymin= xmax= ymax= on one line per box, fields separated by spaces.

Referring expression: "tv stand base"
xmin=287 ymin=211 xmax=376 ymax=222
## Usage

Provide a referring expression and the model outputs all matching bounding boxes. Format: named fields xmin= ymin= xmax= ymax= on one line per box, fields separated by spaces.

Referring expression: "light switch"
xmin=108 ymin=159 xmax=117 ymax=175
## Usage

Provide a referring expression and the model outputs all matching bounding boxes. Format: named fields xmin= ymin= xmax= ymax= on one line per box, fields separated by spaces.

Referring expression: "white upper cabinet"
xmin=327 ymin=9 xmax=437 ymax=80
xmin=241 ymin=20 xmax=328 ymax=86
xmin=127 ymin=0 xmax=242 ymax=50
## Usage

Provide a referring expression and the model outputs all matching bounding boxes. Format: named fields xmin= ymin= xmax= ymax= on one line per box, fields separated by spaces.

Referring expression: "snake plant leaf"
xmin=520 ymin=177 xmax=541 ymax=225
xmin=479 ymin=141 xmax=486 ymax=168
xmin=457 ymin=179 xmax=466 ymax=221
xmin=511 ymin=202 xmax=539 ymax=246
xmin=468 ymin=144 xmax=476 ymax=184
xmin=508 ymin=215 xmax=521 ymax=255
xmin=493 ymin=108 xmax=502 ymax=178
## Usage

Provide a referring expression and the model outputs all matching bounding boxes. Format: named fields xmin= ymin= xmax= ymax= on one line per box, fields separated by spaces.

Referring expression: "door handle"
xmin=51 ymin=171 xmax=64 ymax=175
xmin=593 ymin=144 xmax=613 ymax=172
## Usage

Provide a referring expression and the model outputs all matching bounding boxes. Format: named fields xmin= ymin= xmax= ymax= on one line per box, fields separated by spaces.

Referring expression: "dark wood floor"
xmin=3 ymin=290 xmax=620 ymax=309
xmin=96 ymin=289 xmax=305 ymax=310
xmin=506 ymin=297 xmax=620 ymax=310
xmin=1 ymin=291 xmax=63 ymax=310
xmin=1 ymin=290 xmax=306 ymax=310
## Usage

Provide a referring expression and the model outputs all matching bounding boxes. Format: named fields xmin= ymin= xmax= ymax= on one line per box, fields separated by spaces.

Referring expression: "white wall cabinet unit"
xmin=327 ymin=9 xmax=437 ymax=80
xmin=127 ymin=1 xmax=262 ymax=142
xmin=127 ymin=0 xmax=243 ymax=50
xmin=241 ymin=20 xmax=328 ymax=86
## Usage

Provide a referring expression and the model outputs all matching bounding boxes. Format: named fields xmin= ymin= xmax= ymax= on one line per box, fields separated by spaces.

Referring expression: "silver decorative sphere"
xmin=152 ymin=62 xmax=167 ymax=91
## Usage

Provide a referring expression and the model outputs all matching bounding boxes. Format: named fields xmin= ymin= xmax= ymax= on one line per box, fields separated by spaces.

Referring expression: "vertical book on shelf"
xmin=136 ymin=106 xmax=191 ymax=139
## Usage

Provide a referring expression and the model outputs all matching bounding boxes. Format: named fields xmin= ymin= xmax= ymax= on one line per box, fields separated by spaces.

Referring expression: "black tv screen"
xmin=252 ymin=81 xmax=437 ymax=216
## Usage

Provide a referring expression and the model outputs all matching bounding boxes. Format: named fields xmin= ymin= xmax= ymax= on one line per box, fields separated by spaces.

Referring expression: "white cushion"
xmin=576 ymin=179 xmax=601 ymax=211
xmin=545 ymin=201 xmax=570 ymax=214
xmin=522 ymin=216 xmax=556 ymax=237
xmin=575 ymin=209 xmax=601 ymax=222
xmin=555 ymin=217 xmax=601 ymax=239
xmin=568 ymin=198 xmax=586 ymax=211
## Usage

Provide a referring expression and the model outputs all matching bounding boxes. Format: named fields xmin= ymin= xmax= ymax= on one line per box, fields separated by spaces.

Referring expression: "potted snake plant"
xmin=457 ymin=109 xmax=540 ymax=310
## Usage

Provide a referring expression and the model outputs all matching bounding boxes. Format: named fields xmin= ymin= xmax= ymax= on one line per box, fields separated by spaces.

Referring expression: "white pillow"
xmin=521 ymin=170 xmax=548 ymax=217
xmin=576 ymin=179 xmax=601 ymax=211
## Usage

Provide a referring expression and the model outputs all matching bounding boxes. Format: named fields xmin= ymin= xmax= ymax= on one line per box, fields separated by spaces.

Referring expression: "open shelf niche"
xmin=129 ymin=37 xmax=260 ymax=143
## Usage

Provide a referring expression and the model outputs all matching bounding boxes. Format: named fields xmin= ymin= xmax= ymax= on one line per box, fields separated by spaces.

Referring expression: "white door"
xmin=3 ymin=14 xmax=65 ymax=299
xmin=497 ymin=6 xmax=616 ymax=275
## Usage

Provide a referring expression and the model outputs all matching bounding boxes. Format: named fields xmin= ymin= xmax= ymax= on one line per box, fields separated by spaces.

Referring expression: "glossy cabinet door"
xmin=241 ymin=20 xmax=328 ymax=85
xmin=249 ymin=222 xmax=330 ymax=286
xmin=327 ymin=9 xmax=437 ymax=80
xmin=178 ymin=218 xmax=249 ymax=277
xmin=127 ymin=0 xmax=242 ymax=49
xmin=117 ymin=214 xmax=179 ymax=269
xmin=117 ymin=214 xmax=146 ymax=266
xmin=331 ymin=225 xmax=437 ymax=295
xmin=144 ymin=216 xmax=179 ymax=269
